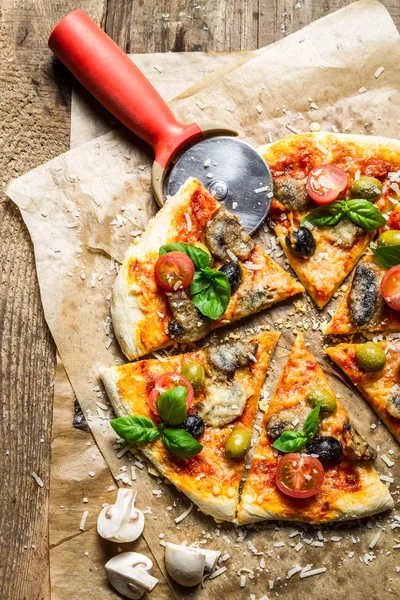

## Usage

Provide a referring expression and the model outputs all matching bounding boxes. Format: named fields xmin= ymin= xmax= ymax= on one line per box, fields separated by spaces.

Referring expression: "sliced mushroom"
xmin=349 ymin=262 xmax=385 ymax=330
xmin=234 ymin=289 xmax=276 ymax=320
xmin=387 ymin=394 xmax=400 ymax=419
xmin=206 ymin=341 xmax=258 ymax=379
xmin=324 ymin=220 xmax=364 ymax=248
xmin=267 ymin=406 xmax=312 ymax=440
xmin=273 ymin=177 xmax=311 ymax=211
xmin=205 ymin=208 xmax=255 ymax=260
xmin=105 ymin=552 xmax=158 ymax=599
xmin=166 ymin=290 xmax=213 ymax=343
xmin=342 ymin=420 xmax=377 ymax=461
xmin=197 ymin=380 xmax=248 ymax=427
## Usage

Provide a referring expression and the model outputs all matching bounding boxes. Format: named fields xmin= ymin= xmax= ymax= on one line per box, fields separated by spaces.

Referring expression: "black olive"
xmin=168 ymin=320 xmax=185 ymax=339
xmin=285 ymin=226 xmax=316 ymax=258
xmin=307 ymin=436 xmax=342 ymax=465
xmin=180 ymin=414 xmax=205 ymax=439
xmin=219 ymin=261 xmax=242 ymax=294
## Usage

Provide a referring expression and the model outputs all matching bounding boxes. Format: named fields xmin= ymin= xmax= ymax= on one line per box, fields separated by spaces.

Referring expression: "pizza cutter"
xmin=49 ymin=9 xmax=273 ymax=233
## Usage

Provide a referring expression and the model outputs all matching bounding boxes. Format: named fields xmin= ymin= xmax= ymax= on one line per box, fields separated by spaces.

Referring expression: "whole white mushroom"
xmin=97 ymin=489 xmax=144 ymax=543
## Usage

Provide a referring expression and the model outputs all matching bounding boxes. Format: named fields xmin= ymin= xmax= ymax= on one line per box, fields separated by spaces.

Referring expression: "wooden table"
xmin=1 ymin=1 xmax=399 ymax=598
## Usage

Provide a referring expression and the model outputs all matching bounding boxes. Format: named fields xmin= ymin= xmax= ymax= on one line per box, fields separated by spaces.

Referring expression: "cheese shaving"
xmin=184 ymin=212 xmax=192 ymax=232
xmin=32 ymin=471 xmax=44 ymax=488
xmin=374 ymin=66 xmax=385 ymax=79
xmin=286 ymin=124 xmax=301 ymax=134
xmin=79 ymin=510 xmax=89 ymax=531
xmin=243 ymin=262 xmax=263 ymax=270
xmin=174 ymin=503 xmax=193 ymax=523
xmin=369 ymin=531 xmax=382 ymax=549
xmin=300 ymin=567 xmax=326 ymax=579
xmin=209 ymin=566 xmax=226 ymax=580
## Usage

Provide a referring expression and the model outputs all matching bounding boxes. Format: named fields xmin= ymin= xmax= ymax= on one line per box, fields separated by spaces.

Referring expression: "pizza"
xmin=237 ymin=333 xmax=393 ymax=524
xmin=111 ymin=178 xmax=303 ymax=361
xmin=326 ymin=205 xmax=400 ymax=335
xmin=259 ymin=133 xmax=400 ymax=309
xmin=326 ymin=339 xmax=400 ymax=442
xmin=101 ymin=332 xmax=279 ymax=522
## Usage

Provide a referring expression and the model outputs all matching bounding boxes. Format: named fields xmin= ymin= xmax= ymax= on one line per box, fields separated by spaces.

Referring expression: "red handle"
xmin=49 ymin=10 xmax=202 ymax=168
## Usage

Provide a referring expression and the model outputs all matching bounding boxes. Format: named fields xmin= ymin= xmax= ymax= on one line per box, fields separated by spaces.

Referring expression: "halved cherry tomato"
xmin=148 ymin=372 xmax=194 ymax=415
xmin=154 ymin=252 xmax=195 ymax=291
xmin=306 ymin=164 xmax=349 ymax=205
xmin=275 ymin=453 xmax=324 ymax=499
xmin=381 ymin=265 xmax=400 ymax=311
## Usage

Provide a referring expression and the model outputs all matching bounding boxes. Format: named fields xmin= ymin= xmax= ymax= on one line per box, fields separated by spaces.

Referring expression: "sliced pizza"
xmin=101 ymin=332 xmax=279 ymax=522
xmin=326 ymin=339 xmax=400 ymax=442
xmin=326 ymin=205 xmax=400 ymax=335
xmin=111 ymin=177 xmax=303 ymax=361
xmin=237 ymin=333 xmax=393 ymax=524
xmin=259 ymin=133 xmax=400 ymax=308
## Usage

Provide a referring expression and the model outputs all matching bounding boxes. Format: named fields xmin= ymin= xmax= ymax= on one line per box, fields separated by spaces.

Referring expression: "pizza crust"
xmin=238 ymin=464 xmax=393 ymax=525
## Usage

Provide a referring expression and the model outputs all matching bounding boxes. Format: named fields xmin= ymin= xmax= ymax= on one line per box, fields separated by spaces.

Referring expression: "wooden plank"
xmin=0 ymin=4 xmax=105 ymax=599
xmin=105 ymin=0 xmax=399 ymax=52
xmin=1 ymin=1 xmax=399 ymax=600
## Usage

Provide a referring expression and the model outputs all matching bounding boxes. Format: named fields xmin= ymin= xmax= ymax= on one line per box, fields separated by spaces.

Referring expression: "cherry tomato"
xmin=154 ymin=252 xmax=194 ymax=291
xmin=384 ymin=209 xmax=400 ymax=232
xmin=306 ymin=165 xmax=349 ymax=205
xmin=275 ymin=453 xmax=324 ymax=499
xmin=148 ymin=372 xmax=194 ymax=415
xmin=381 ymin=265 xmax=400 ymax=311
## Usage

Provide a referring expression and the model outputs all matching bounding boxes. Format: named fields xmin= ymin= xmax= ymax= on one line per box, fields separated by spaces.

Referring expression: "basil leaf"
xmin=162 ymin=428 xmax=203 ymax=459
xmin=190 ymin=269 xmax=213 ymax=295
xmin=370 ymin=242 xmax=400 ymax=269
xmin=159 ymin=243 xmax=210 ymax=270
xmin=272 ymin=430 xmax=307 ymax=453
xmin=303 ymin=402 xmax=321 ymax=441
xmin=346 ymin=199 xmax=386 ymax=231
xmin=110 ymin=416 xmax=160 ymax=443
xmin=301 ymin=201 xmax=345 ymax=228
xmin=191 ymin=271 xmax=231 ymax=320
xmin=156 ymin=386 xmax=188 ymax=425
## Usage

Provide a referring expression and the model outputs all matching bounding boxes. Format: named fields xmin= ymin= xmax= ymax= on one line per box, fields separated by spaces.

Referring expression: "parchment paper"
xmin=7 ymin=1 xmax=400 ymax=598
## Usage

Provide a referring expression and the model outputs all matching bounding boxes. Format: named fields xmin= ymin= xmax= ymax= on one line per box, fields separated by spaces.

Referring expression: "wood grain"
xmin=1 ymin=1 xmax=399 ymax=599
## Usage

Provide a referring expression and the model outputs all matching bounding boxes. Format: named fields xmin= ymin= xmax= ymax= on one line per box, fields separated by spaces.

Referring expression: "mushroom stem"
xmin=127 ymin=567 xmax=158 ymax=592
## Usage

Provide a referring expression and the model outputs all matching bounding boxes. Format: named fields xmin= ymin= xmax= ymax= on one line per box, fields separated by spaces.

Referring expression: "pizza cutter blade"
xmin=49 ymin=10 xmax=273 ymax=233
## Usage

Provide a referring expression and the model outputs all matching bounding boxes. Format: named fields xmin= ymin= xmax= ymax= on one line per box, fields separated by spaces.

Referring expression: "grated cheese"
xmin=255 ymin=186 xmax=270 ymax=194
xmin=209 ymin=566 xmax=226 ymax=580
xmin=226 ymin=249 xmax=237 ymax=262
xmin=374 ymin=66 xmax=385 ymax=79
xmin=243 ymin=262 xmax=263 ymax=270
xmin=369 ymin=531 xmax=382 ymax=549
xmin=381 ymin=454 xmax=395 ymax=468
xmin=79 ymin=510 xmax=89 ymax=531
xmin=184 ymin=212 xmax=192 ymax=232
xmin=300 ymin=567 xmax=326 ymax=579
xmin=174 ymin=503 xmax=193 ymax=524
xmin=32 ymin=472 xmax=44 ymax=488
xmin=286 ymin=124 xmax=301 ymax=135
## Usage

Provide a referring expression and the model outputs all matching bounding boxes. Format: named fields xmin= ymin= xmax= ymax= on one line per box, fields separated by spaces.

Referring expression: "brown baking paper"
xmin=6 ymin=1 xmax=400 ymax=598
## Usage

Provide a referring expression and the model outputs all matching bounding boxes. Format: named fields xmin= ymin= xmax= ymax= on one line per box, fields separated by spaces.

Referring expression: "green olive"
xmin=194 ymin=242 xmax=214 ymax=266
xmin=225 ymin=428 xmax=251 ymax=459
xmin=306 ymin=387 xmax=337 ymax=415
xmin=181 ymin=363 xmax=205 ymax=389
xmin=350 ymin=176 xmax=383 ymax=201
xmin=378 ymin=230 xmax=400 ymax=247
xmin=355 ymin=342 xmax=386 ymax=372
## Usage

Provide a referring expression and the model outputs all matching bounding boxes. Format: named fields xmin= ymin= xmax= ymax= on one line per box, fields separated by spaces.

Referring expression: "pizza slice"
xmin=237 ymin=333 xmax=393 ymax=524
xmin=326 ymin=339 xmax=400 ymax=442
xmin=111 ymin=177 xmax=303 ymax=361
xmin=101 ymin=331 xmax=279 ymax=522
xmin=259 ymin=133 xmax=400 ymax=308
xmin=326 ymin=205 xmax=400 ymax=335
